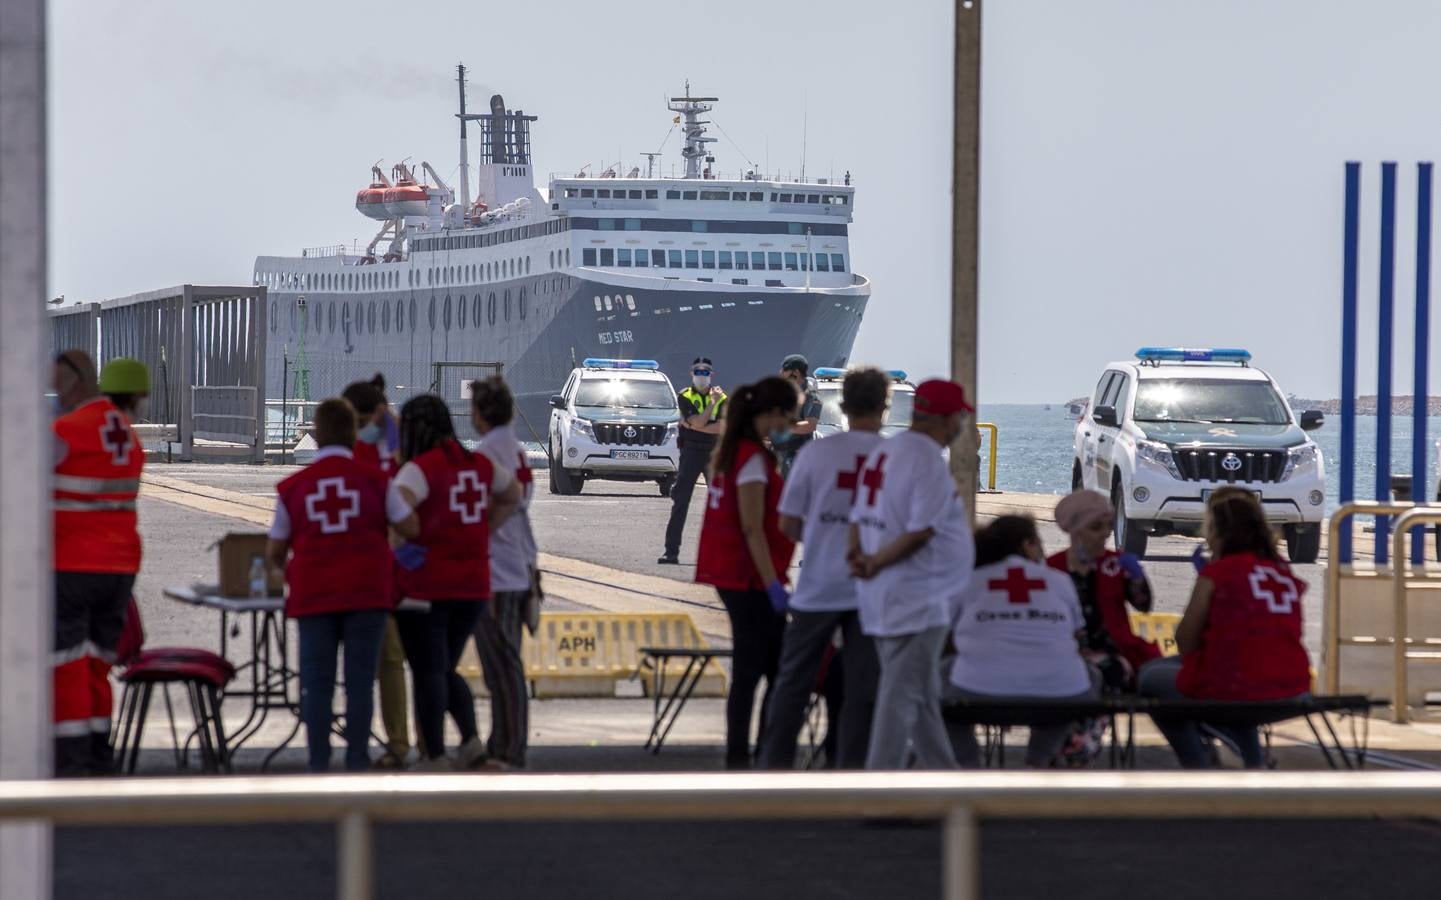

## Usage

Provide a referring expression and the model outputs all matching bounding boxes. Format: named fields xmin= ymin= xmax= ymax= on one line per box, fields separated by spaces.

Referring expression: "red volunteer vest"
xmin=353 ymin=438 xmax=395 ymax=476
xmin=695 ymin=439 xmax=795 ymax=591
xmin=53 ymin=398 xmax=144 ymax=574
xmin=1177 ymin=552 xmax=1311 ymax=700
xmin=1046 ymin=549 xmax=1160 ymax=670
xmin=398 ymin=441 xmax=496 ymax=601
xmin=277 ymin=454 xmax=393 ymax=617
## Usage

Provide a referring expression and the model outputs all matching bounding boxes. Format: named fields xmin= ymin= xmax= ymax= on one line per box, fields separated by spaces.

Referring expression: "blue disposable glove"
xmin=1117 ymin=553 xmax=1144 ymax=580
xmin=1190 ymin=545 xmax=1209 ymax=574
xmin=395 ymin=542 xmax=429 ymax=572
xmin=383 ymin=409 xmax=400 ymax=454
xmin=766 ymin=580 xmax=791 ymax=615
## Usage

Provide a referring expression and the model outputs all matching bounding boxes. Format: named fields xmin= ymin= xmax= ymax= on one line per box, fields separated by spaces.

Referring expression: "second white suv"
xmin=813 ymin=367 xmax=917 ymax=437
xmin=548 ymin=358 xmax=680 ymax=496
xmin=1073 ymin=348 xmax=1326 ymax=562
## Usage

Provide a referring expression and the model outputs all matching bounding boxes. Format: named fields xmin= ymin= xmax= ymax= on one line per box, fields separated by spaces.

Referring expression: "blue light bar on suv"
xmin=813 ymin=367 xmax=910 ymax=381
xmin=582 ymin=358 xmax=659 ymax=370
xmin=1135 ymin=347 xmax=1251 ymax=364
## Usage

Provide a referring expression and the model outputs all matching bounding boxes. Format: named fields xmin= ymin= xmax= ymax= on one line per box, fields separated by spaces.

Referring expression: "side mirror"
xmin=1092 ymin=405 xmax=1119 ymax=428
xmin=549 ymin=394 xmax=567 ymax=410
xmin=1300 ymin=410 xmax=1325 ymax=431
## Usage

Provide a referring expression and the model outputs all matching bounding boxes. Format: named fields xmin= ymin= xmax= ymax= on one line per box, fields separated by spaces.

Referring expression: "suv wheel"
xmin=547 ymin=439 xmax=561 ymax=495
xmin=550 ymin=442 xmax=583 ymax=496
xmin=1284 ymin=523 xmax=1321 ymax=564
xmin=1112 ymin=482 xmax=1149 ymax=558
xmin=1071 ymin=459 xmax=1083 ymax=492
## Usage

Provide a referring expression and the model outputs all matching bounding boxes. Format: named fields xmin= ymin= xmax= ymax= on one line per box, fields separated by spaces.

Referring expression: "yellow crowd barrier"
xmin=460 ymin=611 xmax=727 ymax=698
xmin=1129 ymin=611 xmax=1180 ymax=656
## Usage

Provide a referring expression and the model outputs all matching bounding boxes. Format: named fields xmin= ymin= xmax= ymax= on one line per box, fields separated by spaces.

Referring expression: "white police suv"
xmin=1073 ymin=348 xmax=1326 ymax=562
xmin=814 ymin=368 xmax=917 ymax=438
xmin=547 ymin=358 xmax=680 ymax=496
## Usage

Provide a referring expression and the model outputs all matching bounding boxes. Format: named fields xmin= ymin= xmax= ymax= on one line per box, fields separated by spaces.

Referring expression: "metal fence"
xmin=47 ymin=285 xmax=266 ymax=460
xmin=432 ymin=360 xmax=503 ymax=443
xmin=2 ymin=771 xmax=1441 ymax=900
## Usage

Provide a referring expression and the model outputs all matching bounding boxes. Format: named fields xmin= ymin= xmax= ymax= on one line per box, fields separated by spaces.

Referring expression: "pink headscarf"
xmin=1055 ymin=490 xmax=1111 ymax=535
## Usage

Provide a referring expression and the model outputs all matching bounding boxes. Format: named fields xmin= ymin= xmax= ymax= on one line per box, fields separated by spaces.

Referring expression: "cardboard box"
xmin=215 ymin=532 xmax=285 ymax=598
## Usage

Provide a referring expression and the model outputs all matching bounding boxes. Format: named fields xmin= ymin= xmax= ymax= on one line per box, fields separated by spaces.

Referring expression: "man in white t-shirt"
xmin=849 ymin=378 xmax=975 ymax=770
xmin=757 ymin=369 xmax=889 ymax=769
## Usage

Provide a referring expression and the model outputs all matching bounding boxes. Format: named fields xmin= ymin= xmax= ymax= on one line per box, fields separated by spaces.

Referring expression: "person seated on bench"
xmin=945 ymin=515 xmax=1100 ymax=768
xmin=1138 ymin=487 xmax=1311 ymax=769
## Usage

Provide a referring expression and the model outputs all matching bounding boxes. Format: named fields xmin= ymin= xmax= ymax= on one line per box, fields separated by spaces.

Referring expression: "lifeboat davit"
xmin=355 ymin=181 xmax=390 ymax=220
xmin=383 ymin=179 xmax=430 ymax=218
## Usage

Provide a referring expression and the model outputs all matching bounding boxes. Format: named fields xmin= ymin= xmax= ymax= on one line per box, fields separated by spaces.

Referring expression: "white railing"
xmin=5 ymin=771 xmax=1441 ymax=900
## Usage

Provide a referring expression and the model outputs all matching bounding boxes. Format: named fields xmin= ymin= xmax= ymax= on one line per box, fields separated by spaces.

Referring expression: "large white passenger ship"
xmin=253 ymin=67 xmax=870 ymax=430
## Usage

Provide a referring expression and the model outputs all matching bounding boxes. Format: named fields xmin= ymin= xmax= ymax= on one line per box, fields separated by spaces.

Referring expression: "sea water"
xmin=976 ymin=404 xmax=1441 ymax=513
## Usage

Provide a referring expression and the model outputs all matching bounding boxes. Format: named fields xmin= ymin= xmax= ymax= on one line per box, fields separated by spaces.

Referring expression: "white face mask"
xmin=692 ymin=374 xmax=712 ymax=390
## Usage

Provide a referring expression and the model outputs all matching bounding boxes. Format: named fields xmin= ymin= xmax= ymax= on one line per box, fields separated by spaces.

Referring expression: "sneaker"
xmin=454 ymin=736 xmax=487 ymax=771
xmin=412 ymin=755 xmax=452 ymax=773
xmin=657 ymin=553 xmax=679 ymax=565
xmin=480 ymin=757 xmax=513 ymax=773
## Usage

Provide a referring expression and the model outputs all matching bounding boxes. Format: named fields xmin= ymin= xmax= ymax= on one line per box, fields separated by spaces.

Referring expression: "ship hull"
xmin=264 ymin=269 xmax=869 ymax=441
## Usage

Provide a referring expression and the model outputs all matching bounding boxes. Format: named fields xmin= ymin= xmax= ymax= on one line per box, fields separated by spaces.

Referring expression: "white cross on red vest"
xmin=450 ymin=470 xmax=489 ymax=524
xmin=99 ymin=410 xmax=133 ymax=466
xmin=305 ymin=477 xmax=361 ymax=534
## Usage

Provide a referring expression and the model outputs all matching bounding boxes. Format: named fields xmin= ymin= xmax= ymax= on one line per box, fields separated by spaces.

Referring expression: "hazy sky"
xmin=48 ymin=0 xmax=1441 ymax=403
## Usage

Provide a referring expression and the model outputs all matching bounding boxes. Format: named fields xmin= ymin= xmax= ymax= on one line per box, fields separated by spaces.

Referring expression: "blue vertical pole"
xmin=1340 ymin=163 xmax=1360 ymax=564
xmin=1413 ymin=162 xmax=1433 ymax=565
xmin=1377 ymin=161 xmax=1397 ymax=564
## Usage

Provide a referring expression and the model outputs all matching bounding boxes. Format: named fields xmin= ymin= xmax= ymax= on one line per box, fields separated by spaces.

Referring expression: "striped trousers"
xmin=472 ymin=590 xmax=530 ymax=767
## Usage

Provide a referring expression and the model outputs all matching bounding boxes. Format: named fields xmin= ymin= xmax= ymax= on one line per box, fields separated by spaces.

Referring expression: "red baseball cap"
xmin=914 ymin=379 xmax=974 ymax=415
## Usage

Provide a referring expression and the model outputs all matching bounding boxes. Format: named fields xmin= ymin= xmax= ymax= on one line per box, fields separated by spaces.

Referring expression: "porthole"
xmin=429 ymin=296 xmax=437 ymax=330
xmin=409 ymin=297 xmax=417 ymax=332
xmin=367 ymin=300 xmax=376 ymax=334
xmin=354 ymin=300 xmax=364 ymax=332
xmin=444 ymin=294 xmax=452 ymax=330
xmin=519 ymin=286 xmax=527 ymax=320
xmin=328 ymin=301 xmax=336 ymax=333
xmin=473 ymin=294 xmax=483 ymax=328
xmin=526 ymin=257 xmax=531 ymax=274
xmin=382 ymin=300 xmax=391 ymax=334
xmin=488 ymin=292 xmax=497 ymax=325
xmin=504 ymin=289 xmax=512 ymax=321
xmin=458 ymin=295 xmax=468 ymax=329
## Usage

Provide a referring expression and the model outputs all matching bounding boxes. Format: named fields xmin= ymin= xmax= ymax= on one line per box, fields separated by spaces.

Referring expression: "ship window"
xmin=603 ymin=295 xmax=612 ymax=311
xmin=624 ymin=218 xmax=640 ymax=231
xmin=600 ymin=248 xmax=614 ymax=266
xmin=488 ymin=292 xmax=497 ymax=325
xmin=718 ymin=251 xmax=733 ymax=270
xmin=427 ymin=269 xmax=433 ymax=286
xmin=749 ymin=192 xmax=764 ymax=201
xmin=526 ymin=257 xmax=531 ymax=274
xmin=564 ymin=188 xmax=577 ymax=198
xmin=779 ymin=194 xmax=792 ymax=203
xmin=646 ymin=189 xmax=658 ymax=199
xmin=617 ymin=249 xmax=632 ymax=267
xmin=634 ymin=249 xmax=648 ymax=267
xmin=581 ymin=189 xmax=594 ymax=198
xmin=784 ymin=253 xmax=798 ymax=271
xmin=269 ymin=300 xmax=278 ymax=332
xmin=458 ymin=295 xmax=467 ymax=329
xmin=565 ymin=248 xmax=571 ymax=265
xmin=549 ymin=250 xmax=554 ymax=268
xmin=409 ymin=297 xmax=417 ymax=331
xmin=444 ymin=295 xmax=452 ymax=330
xmin=734 ymin=252 xmax=748 ymax=271
xmin=520 ymin=286 xmax=527 ymax=320
xmin=597 ymin=219 xmax=615 ymax=231
xmin=428 ymin=296 xmax=437 ymax=330
xmin=682 ymin=190 xmax=697 ymax=200
xmin=652 ymin=250 xmax=666 ymax=267
xmin=355 ymin=300 xmax=364 ymax=329
xmin=382 ymin=300 xmax=391 ymax=333
xmin=669 ymin=249 xmax=682 ymax=267
xmin=732 ymin=278 xmax=749 ymax=285
xmin=597 ymin=189 xmax=611 ymax=199
xmin=685 ymin=250 xmax=699 ymax=269
xmin=367 ymin=300 xmax=376 ymax=333
xmin=583 ymin=249 xmax=596 ymax=266
xmin=474 ymin=293 xmax=483 ymax=328
xmin=504 ymin=289 xmax=511 ymax=320
xmin=770 ymin=193 xmax=778 ymax=201
xmin=691 ymin=220 xmax=708 ymax=233
xmin=768 ymin=253 xmax=783 ymax=271
xmin=628 ymin=190 xmax=642 ymax=199
xmin=835 ymin=195 xmax=848 ymax=205
xmin=699 ymin=191 xmax=728 ymax=200
xmin=666 ymin=190 xmax=680 ymax=199
xmin=808 ymin=194 xmax=820 ymax=203
xmin=625 ymin=294 xmax=636 ymax=310
xmin=594 ymin=296 xmax=602 ymax=311
xmin=831 ymin=254 xmax=845 ymax=272
xmin=788 ymin=223 xmax=804 ymax=235
xmin=752 ymin=251 xmax=766 ymax=269
xmin=702 ymin=250 xmax=715 ymax=268
xmin=328 ymin=301 xmax=337 ymax=333
xmin=815 ymin=254 xmax=830 ymax=272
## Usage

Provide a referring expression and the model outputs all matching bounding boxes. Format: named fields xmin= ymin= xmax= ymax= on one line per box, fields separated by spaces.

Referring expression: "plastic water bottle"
xmin=248 ymin=554 xmax=267 ymax=600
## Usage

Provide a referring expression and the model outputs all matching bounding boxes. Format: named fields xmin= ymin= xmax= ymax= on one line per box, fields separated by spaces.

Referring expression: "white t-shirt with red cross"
xmin=849 ymin=430 xmax=975 ymax=637
xmin=949 ymin=555 xmax=1091 ymax=697
xmin=478 ymin=424 xmax=538 ymax=593
xmin=778 ymin=429 xmax=884 ymax=612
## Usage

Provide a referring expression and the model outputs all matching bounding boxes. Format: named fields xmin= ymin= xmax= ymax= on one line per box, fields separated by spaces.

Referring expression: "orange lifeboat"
xmin=355 ymin=179 xmax=390 ymax=220
xmin=467 ymin=200 xmax=490 ymax=226
xmin=383 ymin=178 xmax=430 ymax=218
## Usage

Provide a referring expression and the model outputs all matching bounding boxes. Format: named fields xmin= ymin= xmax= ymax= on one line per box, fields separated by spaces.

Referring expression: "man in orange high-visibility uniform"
xmin=52 ymin=356 xmax=148 ymax=775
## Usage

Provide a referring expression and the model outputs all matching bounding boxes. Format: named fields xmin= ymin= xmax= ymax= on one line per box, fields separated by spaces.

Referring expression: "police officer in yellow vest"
xmin=659 ymin=357 xmax=727 ymax=565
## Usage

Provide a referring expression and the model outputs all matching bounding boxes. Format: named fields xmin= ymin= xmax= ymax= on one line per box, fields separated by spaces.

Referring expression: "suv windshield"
xmin=574 ymin=377 xmax=676 ymax=410
xmin=818 ymin=385 xmax=915 ymax=429
xmin=1133 ymin=379 xmax=1290 ymax=425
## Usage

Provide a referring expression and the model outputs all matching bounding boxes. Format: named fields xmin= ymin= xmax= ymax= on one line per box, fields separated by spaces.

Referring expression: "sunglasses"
xmin=692 ymin=368 xmax=713 ymax=376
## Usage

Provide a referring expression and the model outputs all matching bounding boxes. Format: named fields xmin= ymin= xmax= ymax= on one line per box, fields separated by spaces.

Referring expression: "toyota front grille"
xmin=1174 ymin=448 xmax=1287 ymax=484
xmin=594 ymin=422 xmax=666 ymax=446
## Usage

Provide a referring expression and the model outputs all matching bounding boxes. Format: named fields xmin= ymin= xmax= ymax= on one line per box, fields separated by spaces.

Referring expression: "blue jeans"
xmin=297 ymin=609 xmax=389 ymax=772
xmin=1138 ymin=656 xmax=1282 ymax=769
xmin=396 ymin=600 xmax=484 ymax=761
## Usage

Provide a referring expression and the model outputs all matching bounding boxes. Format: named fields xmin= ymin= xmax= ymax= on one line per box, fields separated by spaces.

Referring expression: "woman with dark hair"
xmin=695 ymin=377 xmax=799 ymax=768
xmin=946 ymin=515 xmax=1097 ymax=768
xmin=389 ymin=394 xmax=522 ymax=770
xmin=342 ymin=373 xmax=396 ymax=474
xmin=469 ymin=376 xmax=539 ymax=769
xmin=1139 ymin=487 xmax=1311 ymax=768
